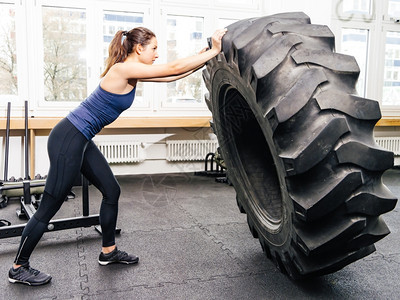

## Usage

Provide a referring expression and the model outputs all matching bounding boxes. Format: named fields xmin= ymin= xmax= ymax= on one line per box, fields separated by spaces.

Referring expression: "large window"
xmin=0 ymin=2 xmax=17 ymax=101
xmin=333 ymin=0 xmax=400 ymax=114
xmin=42 ymin=6 xmax=87 ymax=102
xmin=165 ymin=15 xmax=204 ymax=107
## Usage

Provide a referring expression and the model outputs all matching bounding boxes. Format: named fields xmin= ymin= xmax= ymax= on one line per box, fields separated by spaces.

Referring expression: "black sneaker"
xmin=8 ymin=264 xmax=52 ymax=286
xmin=98 ymin=247 xmax=139 ymax=266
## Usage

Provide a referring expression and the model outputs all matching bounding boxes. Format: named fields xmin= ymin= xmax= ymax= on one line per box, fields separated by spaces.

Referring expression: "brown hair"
xmin=101 ymin=27 xmax=156 ymax=77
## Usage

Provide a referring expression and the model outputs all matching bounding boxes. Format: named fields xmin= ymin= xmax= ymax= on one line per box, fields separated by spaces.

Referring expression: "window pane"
xmin=103 ymin=11 xmax=145 ymax=104
xmin=166 ymin=15 xmax=204 ymax=105
xmin=0 ymin=3 xmax=17 ymax=99
xmin=383 ymin=31 xmax=400 ymax=106
xmin=42 ymin=7 xmax=87 ymax=102
xmin=388 ymin=0 xmax=400 ymax=17
xmin=341 ymin=28 xmax=369 ymax=96
xmin=343 ymin=0 xmax=371 ymax=14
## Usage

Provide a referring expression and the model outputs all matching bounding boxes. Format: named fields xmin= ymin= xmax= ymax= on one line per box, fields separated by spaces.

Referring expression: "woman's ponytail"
xmin=101 ymin=30 xmax=128 ymax=77
xmin=101 ymin=27 xmax=155 ymax=77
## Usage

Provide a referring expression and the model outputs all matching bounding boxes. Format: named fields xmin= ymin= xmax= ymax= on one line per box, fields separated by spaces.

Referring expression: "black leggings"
xmin=14 ymin=118 xmax=120 ymax=265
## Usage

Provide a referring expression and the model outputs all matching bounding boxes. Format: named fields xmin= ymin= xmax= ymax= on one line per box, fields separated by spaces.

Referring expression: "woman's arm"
xmin=139 ymin=50 xmax=207 ymax=83
xmin=118 ymin=29 xmax=226 ymax=80
xmin=138 ymin=68 xmax=198 ymax=83
xmin=118 ymin=50 xmax=216 ymax=80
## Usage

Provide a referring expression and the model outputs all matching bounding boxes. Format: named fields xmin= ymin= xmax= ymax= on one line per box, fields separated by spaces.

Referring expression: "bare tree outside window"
xmin=42 ymin=7 xmax=87 ymax=101
xmin=0 ymin=5 xmax=17 ymax=98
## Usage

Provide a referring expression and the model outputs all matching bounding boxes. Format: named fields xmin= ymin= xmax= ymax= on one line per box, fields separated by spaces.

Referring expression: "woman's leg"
xmin=81 ymin=141 xmax=139 ymax=266
xmin=13 ymin=118 xmax=89 ymax=266
xmin=80 ymin=141 xmax=121 ymax=249
xmin=80 ymin=142 xmax=138 ymax=265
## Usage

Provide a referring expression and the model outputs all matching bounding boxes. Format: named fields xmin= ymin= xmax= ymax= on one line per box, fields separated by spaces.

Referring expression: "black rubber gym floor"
xmin=0 ymin=169 xmax=399 ymax=299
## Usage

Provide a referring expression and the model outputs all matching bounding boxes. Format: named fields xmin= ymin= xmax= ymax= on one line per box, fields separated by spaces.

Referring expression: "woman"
xmin=8 ymin=26 xmax=227 ymax=286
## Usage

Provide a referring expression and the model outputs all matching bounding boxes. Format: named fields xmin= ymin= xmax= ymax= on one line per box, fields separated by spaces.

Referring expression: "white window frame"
xmin=157 ymin=7 xmax=210 ymax=113
xmin=28 ymin=0 xmax=151 ymax=116
xmin=333 ymin=0 xmax=376 ymax=22
xmin=30 ymin=0 xmax=90 ymax=114
xmin=0 ymin=0 xmax=29 ymax=108
xmin=155 ymin=3 xmax=261 ymax=115
xmin=331 ymin=0 xmax=400 ymax=116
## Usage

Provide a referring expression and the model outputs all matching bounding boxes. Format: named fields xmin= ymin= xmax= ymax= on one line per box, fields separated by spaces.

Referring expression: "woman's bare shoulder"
xmin=105 ymin=62 xmax=133 ymax=79
xmin=109 ymin=61 xmax=141 ymax=76
xmin=101 ymin=64 xmax=133 ymax=93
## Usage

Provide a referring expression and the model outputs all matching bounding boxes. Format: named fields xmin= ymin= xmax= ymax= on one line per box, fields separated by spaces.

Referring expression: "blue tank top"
xmin=67 ymin=85 xmax=136 ymax=140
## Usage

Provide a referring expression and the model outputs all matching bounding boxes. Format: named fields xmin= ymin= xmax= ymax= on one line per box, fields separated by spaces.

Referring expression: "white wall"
xmin=0 ymin=128 xmax=215 ymax=179
xmin=0 ymin=135 xmax=25 ymax=180
xmin=264 ymin=0 xmax=332 ymax=26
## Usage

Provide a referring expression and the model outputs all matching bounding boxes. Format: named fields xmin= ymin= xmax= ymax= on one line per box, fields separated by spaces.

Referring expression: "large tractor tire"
xmin=203 ymin=12 xmax=398 ymax=279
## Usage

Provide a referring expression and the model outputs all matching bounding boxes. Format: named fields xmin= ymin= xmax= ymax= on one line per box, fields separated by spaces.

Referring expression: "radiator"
xmin=375 ymin=137 xmax=400 ymax=155
xmin=94 ymin=138 xmax=398 ymax=164
xmin=94 ymin=141 xmax=144 ymax=163
xmin=166 ymin=140 xmax=219 ymax=161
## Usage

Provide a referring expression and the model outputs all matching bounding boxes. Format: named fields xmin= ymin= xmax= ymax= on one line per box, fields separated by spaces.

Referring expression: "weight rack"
xmin=0 ymin=176 xmax=100 ymax=239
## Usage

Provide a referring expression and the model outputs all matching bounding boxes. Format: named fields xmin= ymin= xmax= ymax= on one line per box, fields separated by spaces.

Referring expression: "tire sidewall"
xmin=210 ymin=64 xmax=294 ymax=250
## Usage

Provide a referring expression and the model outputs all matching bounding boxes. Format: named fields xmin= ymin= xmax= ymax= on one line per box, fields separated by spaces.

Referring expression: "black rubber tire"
xmin=203 ymin=12 xmax=398 ymax=279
